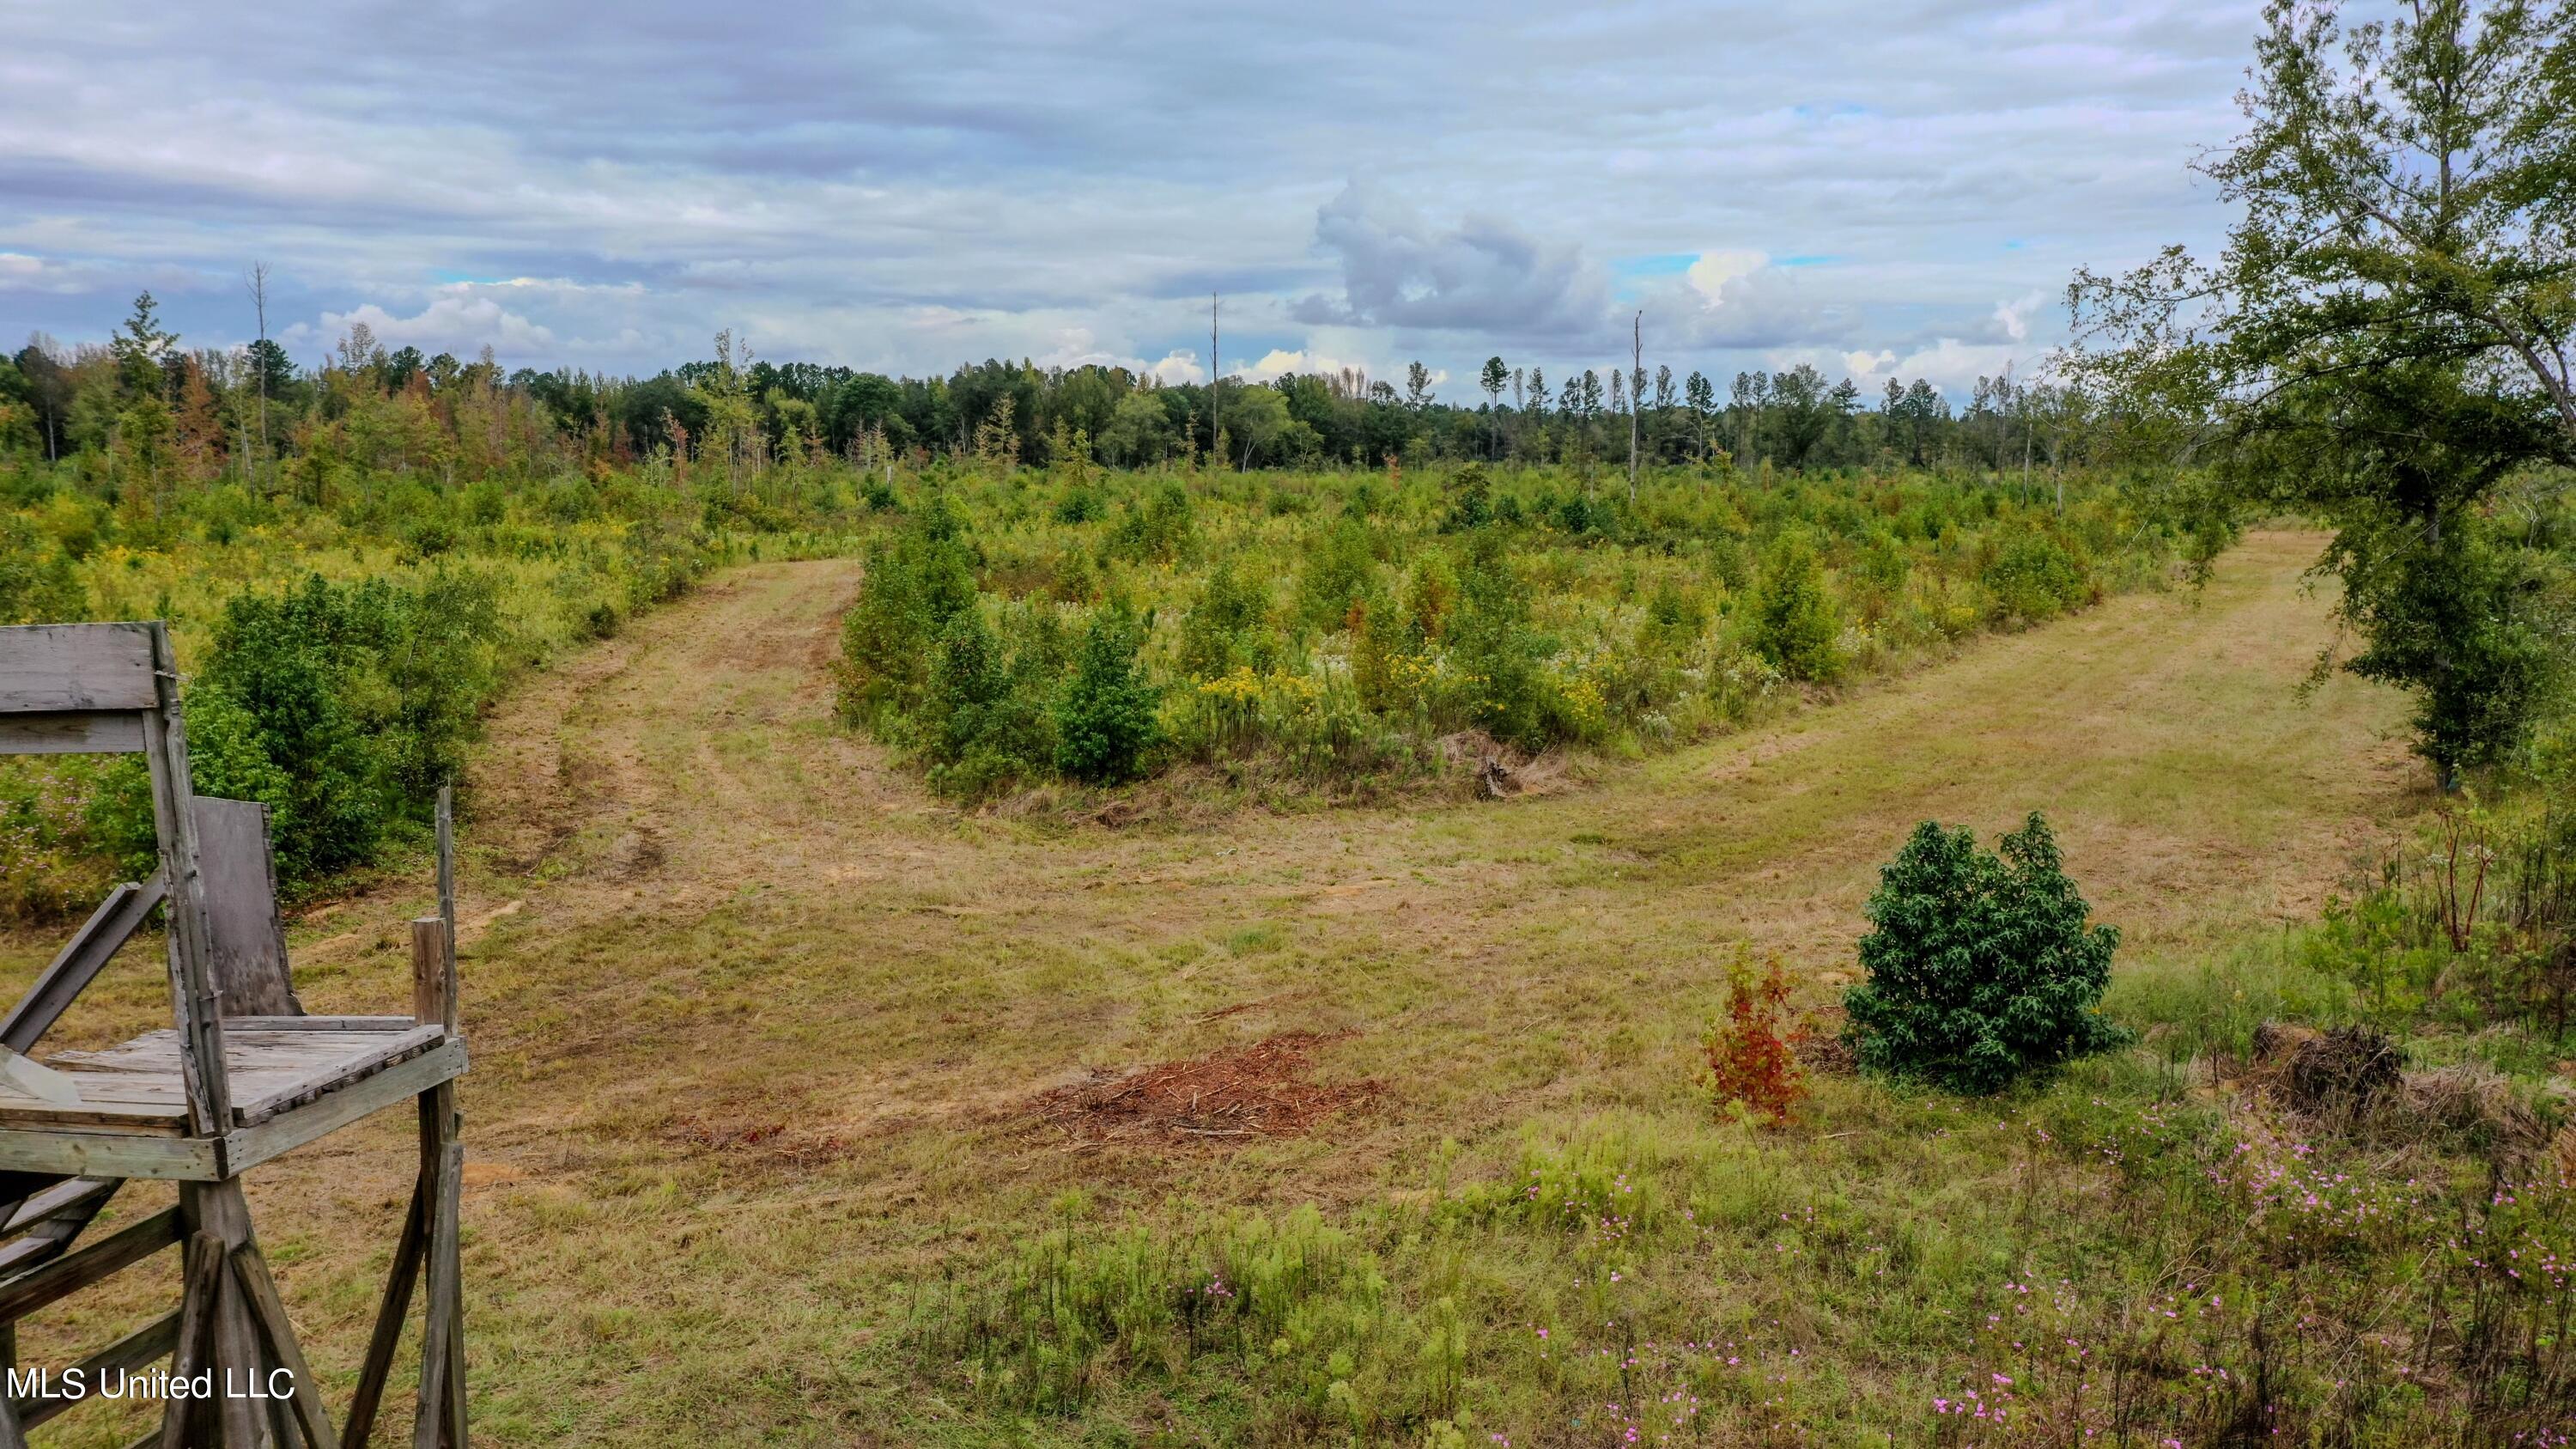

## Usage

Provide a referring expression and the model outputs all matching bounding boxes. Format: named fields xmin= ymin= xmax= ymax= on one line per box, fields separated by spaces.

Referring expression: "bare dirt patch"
xmin=1030 ymin=1032 xmax=1382 ymax=1144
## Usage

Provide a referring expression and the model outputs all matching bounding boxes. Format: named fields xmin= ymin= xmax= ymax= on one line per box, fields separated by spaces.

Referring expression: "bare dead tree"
xmin=1209 ymin=292 xmax=1219 ymax=470
xmin=246 ymin=261 xmax=271 ymax=482
xmin=1628 ymin=311 xmax=1643 ymax=502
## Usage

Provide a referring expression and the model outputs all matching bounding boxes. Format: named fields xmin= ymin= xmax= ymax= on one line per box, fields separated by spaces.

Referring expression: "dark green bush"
xmin=921 ymin=607 xmax=1054 ymax=799
xmin=1053 ymin=604 xmax=1162 ymax=785
xmin=93 ymin=569 xmax=504 ymax=886
xmin=1843 ymin=813 xmax=2129 ymax=1093
xmin=1107 ymin=480 xmax=1194 ymax=563
xmin=1294 ymin=521 xmax=1381 ymax=632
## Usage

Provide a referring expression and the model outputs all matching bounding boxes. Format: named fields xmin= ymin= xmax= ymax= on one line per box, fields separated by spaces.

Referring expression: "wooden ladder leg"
xmin=0 ymin=1386 xmax=28 ymax=1449
xmin=161 ymin=1232 xmax=224 ymax=1449
xmin=179 ymin=1179 xmax=267 ymax=1448
xmin=342 ymin=1176 xmax=428 ymax=1449
xmin=412 ymin=1083 xmax=465 ymax=1449
xmin=234 ymin=1244 xmax=339 ymax=1449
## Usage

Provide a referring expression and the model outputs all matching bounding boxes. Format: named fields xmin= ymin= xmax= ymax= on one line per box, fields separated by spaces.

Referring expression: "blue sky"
xmin=1 ymin=1 xmax=2257 ymax=399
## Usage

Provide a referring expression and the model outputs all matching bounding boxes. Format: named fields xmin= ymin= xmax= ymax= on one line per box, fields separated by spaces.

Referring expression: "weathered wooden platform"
xmin=0 ymin=1021 xmax=466 ymax=1181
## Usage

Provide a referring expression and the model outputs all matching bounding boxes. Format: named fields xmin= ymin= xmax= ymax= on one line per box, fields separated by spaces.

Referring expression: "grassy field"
xmin=15 ymin=527 xmax=2558 ymax=1445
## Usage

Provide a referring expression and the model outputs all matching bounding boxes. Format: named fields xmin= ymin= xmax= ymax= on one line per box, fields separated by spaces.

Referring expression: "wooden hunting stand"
xmin=0 ymin=622 xmax=468 ymax=1447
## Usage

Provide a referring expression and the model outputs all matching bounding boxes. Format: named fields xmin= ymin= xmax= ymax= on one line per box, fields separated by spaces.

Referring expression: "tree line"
xmin=2 ymin=299 xmax=2089 ymax=492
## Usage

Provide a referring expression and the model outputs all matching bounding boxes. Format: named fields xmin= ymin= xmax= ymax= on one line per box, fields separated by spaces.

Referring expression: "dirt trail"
xmin=327 ymin=527 xmax=2411 ymax=1149
xmin=130 ymin=527 xmax=2415 ymax=1444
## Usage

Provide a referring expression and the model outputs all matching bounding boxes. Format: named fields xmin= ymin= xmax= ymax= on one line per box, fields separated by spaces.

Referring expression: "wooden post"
xmin=413 ymin=1082 xmax=465 ymax=1449
xmin=435 ymin=788 xmax=457 ymax=1035
xmin=159 ymin=1233 xmax=222 ymax=1449
xmin=177 ymin=1180 xmax=264 ymax=1446
xmin=142 ymin=623 xmax=231 ymax=1134
xmin=410 ymin=921 xmax=449 ymax=1035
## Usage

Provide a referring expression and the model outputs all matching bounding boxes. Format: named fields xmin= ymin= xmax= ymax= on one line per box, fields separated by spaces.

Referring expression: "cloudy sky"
xmin=3 ymin=1 xmax=2258 ymax=399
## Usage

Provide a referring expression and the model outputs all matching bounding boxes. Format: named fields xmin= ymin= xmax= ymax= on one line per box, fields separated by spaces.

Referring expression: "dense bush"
xmin=82 ymin=570 xmax=507 ymax=883
xmin=920 ymin=607 xmax=1054 ymax=799
xmin=1982 ymin=530 xmax=2092 ymax=623
xmin=1844 ymin=813 xmax=2129 ymax=1093
xmin=1053 ymin=604 xmax=1162 ymax=784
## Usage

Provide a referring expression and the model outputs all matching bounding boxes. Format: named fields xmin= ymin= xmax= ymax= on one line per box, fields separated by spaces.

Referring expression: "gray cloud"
xmin=0 ymin=0 xmax=2265 ymax=396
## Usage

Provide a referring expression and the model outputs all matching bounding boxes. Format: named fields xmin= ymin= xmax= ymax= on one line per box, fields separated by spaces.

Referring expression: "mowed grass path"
xmin=4 ymin=530 xmax=2418 ymax=1443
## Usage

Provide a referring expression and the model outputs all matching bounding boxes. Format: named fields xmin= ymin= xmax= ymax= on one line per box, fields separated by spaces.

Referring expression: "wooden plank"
xmin=225 ymin=1017 xmax=419 ymax=1033
xmin=0 ymin=1096 xmax=187 ymax=1132
xmin=0 ymin=1179 xmax=117 ymax=1280
xmin=0 ymin=1041 xmax=464 ymax=1182
xmin=0 ymin=1127 xmax=218 ymax=1180
xmin=342 ymin=1170 xmax=428 ymax=1449
xmin=222 ymin=1041 xmax=467 ymax=1179
xmin=0 ymin=624 xmax=157 ymax=714
xmin=0 ymin=874 xmax=167 ymax=1054
xmin=234 ymin=1026 xmax=445 ymax=1126
xmin=413 ymin=1135 xmax=463 ymax=1449
xmin=193 ymin=797 xmax=301 ymax=1019
xmin=11 ymin=1308 xmax=181 ymax=1430
xmin=0 ymin=1206 xmax=179 ymax=1323
xmin=0 ymin=711 xmax=145 ymax=756
xmin=233 ymin=1245 xmax=341 ymax=1449
xmin=0 ymin=1176 xmax=114 ymax=1237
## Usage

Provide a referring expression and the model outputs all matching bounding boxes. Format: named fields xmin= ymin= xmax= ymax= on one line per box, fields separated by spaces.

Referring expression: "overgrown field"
xmin=836 ymin=461 xmax=2202 ymax=801
xmin=0 ymin=451 xmax=870 ymax=916
xmin=10 ymin=523 xmax=2562 ymax=1446
xmin=0 ymin=441 xmax=2568 ymax=1443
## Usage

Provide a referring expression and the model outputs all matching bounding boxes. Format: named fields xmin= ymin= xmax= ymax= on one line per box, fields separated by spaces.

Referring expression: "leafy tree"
xmin=1405 ymin=362 xmax=1436 ymax=411
xmin=1844 ymin=813 xmax=2128 ymax=1093
xmin=1053 ymin=603 xmax=1162 ymax=784
xmin=108 ymin=292 xmax=176 ymax=399
xmin=1769 ymin=363 xmax=1856 ymax=469
xmin=1097 ymin=391 xmax=1175 ymax=466
xmin=1685 ymin=370 xmax=1717 ymax=463
xmin=1479 ymin=356 xmax=1508 ymax=459
xmin=2070 ymin=0 xmax=2576 ymax=779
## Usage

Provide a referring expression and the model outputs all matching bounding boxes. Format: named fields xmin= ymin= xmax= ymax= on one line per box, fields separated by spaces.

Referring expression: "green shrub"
xmin=1107 ymin=479 xmax=1194 ymax=562
xmin=1177 ymin=558 xmax=1273 ymax=680
xmin=1751 ymin=532 xmax=1840 ymax=682
xmin=1294 ymin=521 xmax=1382 ymax=633
xmin=0 ymin=517 xmax=83 ymax=624
xmin=1054 ymin=604 xmax=1162 ymax=784
xmin=87 ymin=570 xmax=506 ymax=886
xmin=1444 ymin=530 xmax=1548 ymax=746
xmin=838 ymin=494 xmax=977 ymax=721
xmin=1843 ymin=813 xmax=2129 ymax=1093
xmin=921 ymin=606 xmax=1054 ymax=799
xmin=1982 ymin=532 xmax=2089 ymax=623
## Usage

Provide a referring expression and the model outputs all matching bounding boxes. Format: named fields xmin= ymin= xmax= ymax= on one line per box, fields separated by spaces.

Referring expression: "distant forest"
xmin=2 ymin=293 xmax=2083 ymax=486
